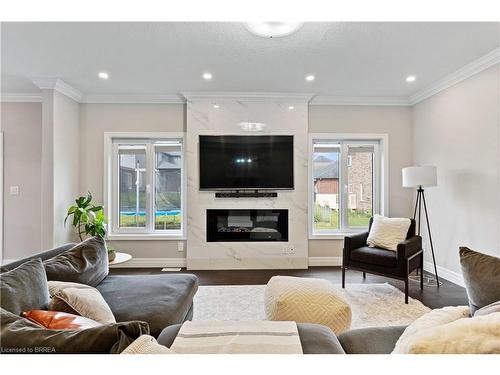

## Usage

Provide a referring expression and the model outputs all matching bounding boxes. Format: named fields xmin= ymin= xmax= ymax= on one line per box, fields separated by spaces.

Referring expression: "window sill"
xmin=309 ymin=232 xmax=365 ymax=240
xmin=106 ymin=233 xmax=186 ymax=241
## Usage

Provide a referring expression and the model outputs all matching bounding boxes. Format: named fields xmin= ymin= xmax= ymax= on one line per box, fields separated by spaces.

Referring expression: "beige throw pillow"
xmin=121 ymin=335 xmax=175 ymax=354
xmin=392 ymin=311 xmax=500 ymax=354
xmin=48 ymin=281 xmax=116 ymax=324
xmin=366 ymin=215 xmax=411 ymax=251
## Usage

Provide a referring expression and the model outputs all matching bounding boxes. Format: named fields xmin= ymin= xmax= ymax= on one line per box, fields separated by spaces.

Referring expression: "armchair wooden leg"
xmin=362 ymin=272 xmax=366 ymax=279
xmin=342 ymin=267 xmax=346 ymax=288
xmin=405 ymin=278 xmax=409 ymax=304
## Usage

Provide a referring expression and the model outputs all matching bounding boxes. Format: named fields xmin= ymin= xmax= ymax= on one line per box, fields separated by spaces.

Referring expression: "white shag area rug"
xmin=193 ymin=283 xmax=431 ymax=329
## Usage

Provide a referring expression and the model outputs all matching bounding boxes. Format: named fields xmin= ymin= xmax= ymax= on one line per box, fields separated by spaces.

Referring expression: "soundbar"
xmin=215 ymin=191 xmax=278 ymax=198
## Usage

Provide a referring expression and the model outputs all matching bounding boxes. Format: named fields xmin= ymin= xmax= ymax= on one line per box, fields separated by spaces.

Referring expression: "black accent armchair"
xmin=342 ymin=218 xmax=423 ymax=303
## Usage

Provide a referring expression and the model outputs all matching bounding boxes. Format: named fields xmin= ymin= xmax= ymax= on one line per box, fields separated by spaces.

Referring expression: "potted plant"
xmin=64 ymin=192 xmax=116 ymax=261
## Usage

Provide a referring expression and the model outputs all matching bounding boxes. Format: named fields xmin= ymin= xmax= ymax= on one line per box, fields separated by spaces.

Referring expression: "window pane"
xmin=119 ymin=147 xmax=147 ymax=228
xmin=313 ymin=144 xmax=340 ymax=232
xmin=155 ymin=144 xmax=182 ymax=231
xmin=347 ymin=146 xmax=373 ymax=228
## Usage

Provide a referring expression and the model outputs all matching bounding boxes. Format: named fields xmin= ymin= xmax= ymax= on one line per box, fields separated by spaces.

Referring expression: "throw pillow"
xmin=44 ymin=236 xmax=109 ymax=287
xmin=0 ymin=307 xmax=150 ymax=354
xmin=459 ymin=247 xmax=500 ymax=314
xmin=0 ymin=258 xmax=50 ymax=315
xmin=394 ymin=306 xmax=470 ymax=347
xmin=121 ymin=335 xmax=175 ymax=354
xmin=392 ymin=311 xmax=500 ymax=354
xmin=474 ymin=301 xmax=500 ymax=317
xmin=366 ymin=215 xmax=411 ymax=251
xmin=22 ymin=310 xmax=102 ymax=329
xmin=48 ymin=280 xmax=116 ymax=324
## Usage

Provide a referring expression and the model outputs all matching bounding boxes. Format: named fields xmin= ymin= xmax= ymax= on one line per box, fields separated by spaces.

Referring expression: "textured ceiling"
xmin=1 ymin=22 xmax=499 ymax=98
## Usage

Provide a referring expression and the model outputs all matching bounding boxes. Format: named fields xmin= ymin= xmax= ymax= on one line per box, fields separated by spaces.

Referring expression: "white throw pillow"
xmin=392 ymin=310 xmax=500 ymax=354
xmin=48 ymin=280 xmax=116 ymax=324
xmin=121 ymin=335 xmax=175 ymax=354
xmin=366 ymin=214 xmax=411 ymax=251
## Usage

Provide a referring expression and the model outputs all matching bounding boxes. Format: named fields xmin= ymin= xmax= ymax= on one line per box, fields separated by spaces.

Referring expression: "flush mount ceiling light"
xmin=288 ymin=106 xmax=295 ymax=110
xmin=98 ymin=72 xmax=109 ymax=80
xmin=213 ymin=104 xmax=220 ymax=109
xmin=406 ymin=75 xmax=416 ymax=83
xmin=305 ymin=74 xmax=315 ymax=82
xmin=239 ymin=122 xmax=266 ymax=132
xmin=203 ymin=72 xmax=213 ymax=80
xmin=245 ymin=22 xmax=303 ymax=38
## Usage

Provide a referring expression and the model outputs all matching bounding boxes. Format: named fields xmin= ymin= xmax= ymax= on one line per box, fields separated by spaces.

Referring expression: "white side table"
xmin=109 ymin=252 xmax=132 ymax=267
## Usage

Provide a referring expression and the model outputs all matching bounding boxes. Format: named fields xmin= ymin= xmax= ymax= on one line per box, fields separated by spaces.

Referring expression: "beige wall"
xmin=1 ymin=102 xmax=43 ymax=259
xmin=412 ymin=65 xmax=500 ymax=276
xmin=308 ymin=105 xmax=414 ymax=257
xmin=78 ymin=103 xmax=186 ymax=258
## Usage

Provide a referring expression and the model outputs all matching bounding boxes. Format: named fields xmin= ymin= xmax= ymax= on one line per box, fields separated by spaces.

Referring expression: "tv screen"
xmin=199 ymin=135 xmax=294 ymax=190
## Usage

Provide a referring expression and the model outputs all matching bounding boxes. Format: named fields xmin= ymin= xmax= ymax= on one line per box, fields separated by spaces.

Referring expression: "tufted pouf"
xmin=265 ymin=276 xmax=352 ymax=334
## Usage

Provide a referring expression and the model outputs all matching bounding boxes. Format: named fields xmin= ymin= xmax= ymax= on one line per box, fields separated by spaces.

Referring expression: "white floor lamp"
xmin=402 ymin=166 xmax=441 ymax=287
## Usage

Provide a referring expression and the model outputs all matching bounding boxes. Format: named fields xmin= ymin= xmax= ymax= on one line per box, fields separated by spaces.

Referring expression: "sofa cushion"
xmin=459 ymin=247 xmax=500 ymax=314
xmin=0 ymin=259 xmax=50 ymax=315
xmin=338 ymin=325 xmax=407 ymax=354
xmin=0 ymin=243 xmax=76 ymax=273
xmin=48 ymin=281 xmax=116 ymax=324
xmin=0 ymin=308 xmax=149 ymax=354
xmin=96 ymin=274 xmax=198 ymax=337
xmin=350 ymin=246 xmax=397 ymax=268
xmin=157 ymin=323 xmax=345 ymax=354
xmin=44 ymin=236 xmax=109 ymax=287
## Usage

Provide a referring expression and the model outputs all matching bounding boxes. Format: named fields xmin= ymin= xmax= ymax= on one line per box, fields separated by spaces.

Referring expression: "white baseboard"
xmin=423 ymin=260 xmax=464 ymax=287
xmin=308 ymin=257 xmax=342 ymax=267
xmin=110 ymin=257 xmax=187 ymax=269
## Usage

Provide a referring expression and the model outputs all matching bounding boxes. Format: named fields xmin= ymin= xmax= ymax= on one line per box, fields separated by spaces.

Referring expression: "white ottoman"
xmin=265 ymin=276 xmax=352 ymax=334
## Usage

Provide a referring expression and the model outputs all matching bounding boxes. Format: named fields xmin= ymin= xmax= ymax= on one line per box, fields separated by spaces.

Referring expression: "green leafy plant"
xmin=65 ymin=192 xmax=106 ymax=241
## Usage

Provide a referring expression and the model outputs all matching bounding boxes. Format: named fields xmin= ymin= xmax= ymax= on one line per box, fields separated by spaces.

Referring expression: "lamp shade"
xmin=402 ymin=166 xmax=437 ymax=188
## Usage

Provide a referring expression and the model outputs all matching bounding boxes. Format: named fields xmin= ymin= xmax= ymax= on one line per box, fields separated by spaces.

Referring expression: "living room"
xmin=1 ymin=0 xmax=499 ymax=372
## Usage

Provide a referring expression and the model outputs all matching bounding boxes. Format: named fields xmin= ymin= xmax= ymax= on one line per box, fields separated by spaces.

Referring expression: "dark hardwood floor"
xmin=110 ymin=266 xmax=468 ymax=309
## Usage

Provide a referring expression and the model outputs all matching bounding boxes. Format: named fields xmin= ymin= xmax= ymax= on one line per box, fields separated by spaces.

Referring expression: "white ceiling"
xmin=1 ymin=22 xmax=499 ymax=100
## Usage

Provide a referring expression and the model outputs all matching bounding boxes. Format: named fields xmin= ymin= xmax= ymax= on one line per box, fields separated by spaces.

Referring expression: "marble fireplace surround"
xmin=185 ymin=93 xmax=311 ymax=270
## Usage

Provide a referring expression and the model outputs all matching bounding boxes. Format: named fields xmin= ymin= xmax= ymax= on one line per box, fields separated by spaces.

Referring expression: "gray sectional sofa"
xmin=0 ymin=243 xmax=198 ymax=338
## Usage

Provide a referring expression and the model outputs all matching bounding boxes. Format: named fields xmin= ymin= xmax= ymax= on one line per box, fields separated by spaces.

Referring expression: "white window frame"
xmin=308 ymin=133 xmax=389 ymax=239
xmin=104 ymin=132 xmax=186 ymax=240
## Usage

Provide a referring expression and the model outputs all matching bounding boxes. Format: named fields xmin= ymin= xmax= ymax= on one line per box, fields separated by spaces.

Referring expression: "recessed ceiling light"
xmin=245 ymin=22 xmax=303 ymax=38
xmin=288 ymin=106 xmax=295 ymax=110
xmin=98 ymin=72 xmax=109 ymax=80
xmin=203 ymin=72 xmax=213 ymax=80
xmin=305 ymin=75 xmax=315 ymax=82
xmin=213 ymin=104 xmax=220 ymax=109
xmin=406 ymin=75 xmax=416 ymax=83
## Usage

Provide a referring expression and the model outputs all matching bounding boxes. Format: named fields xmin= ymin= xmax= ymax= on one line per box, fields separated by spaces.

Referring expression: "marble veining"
xmin=186 ymin=99 xmax=309 ymax=269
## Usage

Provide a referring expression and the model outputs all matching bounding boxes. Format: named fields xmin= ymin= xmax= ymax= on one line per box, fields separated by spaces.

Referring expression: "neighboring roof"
xmin=313 ymin=162 xmax=339 ymax=179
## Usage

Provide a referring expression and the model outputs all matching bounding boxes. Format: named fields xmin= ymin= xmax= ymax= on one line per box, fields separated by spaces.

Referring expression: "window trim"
xmin=308 ymin=133 xmax=389 ymax=239
xmin=104 ymin=132 xmax=186 ymax=241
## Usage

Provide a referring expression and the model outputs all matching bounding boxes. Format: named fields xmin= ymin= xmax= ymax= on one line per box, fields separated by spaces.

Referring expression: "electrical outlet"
xmin=10 ymin=186 xmax=19 ymax=195
xmin=282 ymin=245 xmax=288 ymax=255
xmin=177 ymin=242 xmax=185 ymax=252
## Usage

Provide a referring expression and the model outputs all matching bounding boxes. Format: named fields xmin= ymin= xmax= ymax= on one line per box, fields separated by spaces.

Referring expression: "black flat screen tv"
xmin=199 ymin=135 xmax=294 ymax=190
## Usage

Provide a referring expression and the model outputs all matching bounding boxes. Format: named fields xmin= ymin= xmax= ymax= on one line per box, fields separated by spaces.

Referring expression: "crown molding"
xmin=181 ymin=91 xmax=315 ymax=103
xmin=31 ymin=77 xmax=83 ymax=102
xmin=0 ymin=93 xmax=42 ymax=102
xmin=409 ymin=47 xmax=500 ymax=105
xmin=81 ymin=94 xmax=185 ymax=104
xmin=310 ymin=95 xmax=411 ymax=106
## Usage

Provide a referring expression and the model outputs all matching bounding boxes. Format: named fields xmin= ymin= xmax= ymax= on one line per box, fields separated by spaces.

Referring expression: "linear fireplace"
xmin=206 ymin=209 xmax=288 ymax=242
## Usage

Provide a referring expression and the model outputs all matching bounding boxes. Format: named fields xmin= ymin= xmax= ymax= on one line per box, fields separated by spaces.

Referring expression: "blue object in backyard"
xmin=120 ymin=210 xmax=180 ymax=216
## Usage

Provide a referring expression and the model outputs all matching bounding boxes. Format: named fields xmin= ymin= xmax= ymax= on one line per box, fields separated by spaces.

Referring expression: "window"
xmin=105 ymin=134 xmax=184 ymax=238
xmin=310 ymin=134 xmax=386 ymax=236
